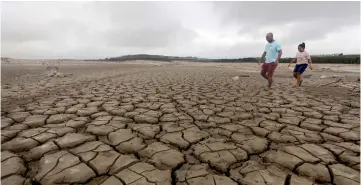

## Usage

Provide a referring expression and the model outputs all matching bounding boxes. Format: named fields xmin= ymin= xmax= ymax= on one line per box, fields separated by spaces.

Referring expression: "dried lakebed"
xmin=1 ymin=65 xmax=360 ymax=185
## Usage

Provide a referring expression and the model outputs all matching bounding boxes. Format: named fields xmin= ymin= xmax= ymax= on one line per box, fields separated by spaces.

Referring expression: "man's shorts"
xmin=293 ymin=64 xmax=308 ymax=74
xmin=261 ymin=62 xmax=278 ymax=77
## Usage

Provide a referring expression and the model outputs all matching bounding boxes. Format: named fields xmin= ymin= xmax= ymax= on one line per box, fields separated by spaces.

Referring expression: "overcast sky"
xmin=2 ymin=1 xmax=360 ymax=59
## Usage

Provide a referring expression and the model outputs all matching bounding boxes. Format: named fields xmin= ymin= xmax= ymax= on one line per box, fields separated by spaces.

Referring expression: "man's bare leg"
xmin=268 ymin=75 xmax=274 ymax=88
xmin=261 ymin=72 xmax=268 ymax=80
xmin=267 ymin=63 xmax=277 ymax=88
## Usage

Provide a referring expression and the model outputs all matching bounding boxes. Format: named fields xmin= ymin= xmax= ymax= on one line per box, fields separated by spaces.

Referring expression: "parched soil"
xmin=1 ymin=61 xmax=360 ymax=185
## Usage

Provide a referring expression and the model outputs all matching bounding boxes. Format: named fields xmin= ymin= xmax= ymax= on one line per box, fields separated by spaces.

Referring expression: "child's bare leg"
xmin=293 ymin=73 xmax=298 ymax=86
xmin=296 ymin=74 xmax=301 ymax=86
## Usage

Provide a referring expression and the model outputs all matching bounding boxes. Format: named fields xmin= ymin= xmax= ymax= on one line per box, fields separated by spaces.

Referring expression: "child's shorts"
xmin=293 ymin=64 xmax=308 ymax=74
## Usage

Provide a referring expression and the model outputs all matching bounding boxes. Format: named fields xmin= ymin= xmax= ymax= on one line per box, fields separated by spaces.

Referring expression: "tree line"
xmin=86 ymin=54 xmax=360 ymax=64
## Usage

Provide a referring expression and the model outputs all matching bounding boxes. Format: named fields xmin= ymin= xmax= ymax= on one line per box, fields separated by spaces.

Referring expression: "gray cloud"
xmin=104 ymin=22 xmax=197 ymax=48
xmin=1 ymin=1 xmax=360 ymax=59
xmin=228 ymin=2 xmax=360 ymax=45
xmin=196 ymin=41 xmax=265 ymax=59
xmin=214 ymin=2 xmax=359 ymax=26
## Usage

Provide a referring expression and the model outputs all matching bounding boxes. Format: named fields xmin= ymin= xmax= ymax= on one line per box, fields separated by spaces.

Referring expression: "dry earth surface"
xmin=1 ymin=60 xmax=360 ymax=185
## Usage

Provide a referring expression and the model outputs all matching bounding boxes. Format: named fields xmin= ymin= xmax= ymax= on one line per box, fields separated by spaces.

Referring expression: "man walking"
xmin=259 ymin=33 xmax=282 ymax=88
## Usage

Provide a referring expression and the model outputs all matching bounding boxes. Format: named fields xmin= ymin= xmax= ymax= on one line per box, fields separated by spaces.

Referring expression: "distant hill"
xmin=92 ymin=54 xmax=258 ymax=63
xmin=87 ymin=54 xmax=360 ymax=64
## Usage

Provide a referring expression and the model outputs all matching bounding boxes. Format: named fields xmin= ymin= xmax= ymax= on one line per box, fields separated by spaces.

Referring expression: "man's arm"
xmin=274 ymin=43 xmax=282 ymax=64
xmin=259 ymin=52 xmax=266 ymax=65
xmin=275 ymin=49 xmax=282 ymax=64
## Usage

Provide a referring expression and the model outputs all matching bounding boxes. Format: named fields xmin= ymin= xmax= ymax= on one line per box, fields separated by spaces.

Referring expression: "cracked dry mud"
xmin=1 ymin=64 xmax=360 ymax=185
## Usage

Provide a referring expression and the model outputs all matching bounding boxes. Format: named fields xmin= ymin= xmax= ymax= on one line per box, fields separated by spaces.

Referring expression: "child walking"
xmin=288 ymin=42 xmax=313 ymax=86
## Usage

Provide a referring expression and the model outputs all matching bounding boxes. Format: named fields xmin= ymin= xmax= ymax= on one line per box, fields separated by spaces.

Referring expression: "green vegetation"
xmin=89 ymin=54 xmax=360 ymax=64
xmin=281 ymin=54 xmax=360 ymax=64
